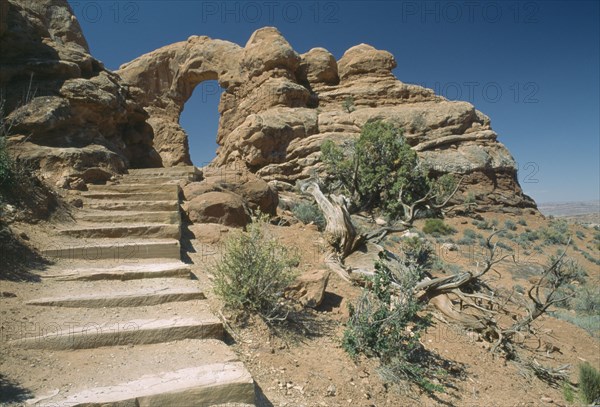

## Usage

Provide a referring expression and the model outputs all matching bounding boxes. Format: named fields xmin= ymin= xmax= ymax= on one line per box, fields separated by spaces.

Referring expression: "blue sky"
xmin=69 ymin=0 xmax=599 ymax=203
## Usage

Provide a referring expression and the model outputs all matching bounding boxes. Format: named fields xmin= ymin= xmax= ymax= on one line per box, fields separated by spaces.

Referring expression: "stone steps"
xmin=9 ymin=165 xmax=256 ymax=406
xmin=117 ymin=176 xmax=188 ymax=184
xmin=11 ymin=316 xmax=223 ymax=350
xmin=42 ymin=261 xmax=192 ymax=281
xmin=15 ymin=339 xmax=254 ymax=407
xmin=56 ymin=363 xmax=254 ymax=407
xmin=87 ymin=183 xmax=181 ymax=193
xmin=41 ymin=239 xmax=181 ymax=260
xmin=76 ymin=210 xmax=180 ymax=224
xmin=26 ymin=287 xmax=205 ymax=308
xmin=58 ymin=223 xmax=181 ymax=239
xmin=84 ymin=199 xmax=179 ymax=211
xmin=82 ymin=191 xmax=177 ymax=201
xmin=127 ymin=166 xmax=202 ymax=178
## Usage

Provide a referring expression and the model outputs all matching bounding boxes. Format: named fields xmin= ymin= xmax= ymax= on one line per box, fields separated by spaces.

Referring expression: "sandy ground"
xmin=1 ymin=211 xmax=599 ymax=406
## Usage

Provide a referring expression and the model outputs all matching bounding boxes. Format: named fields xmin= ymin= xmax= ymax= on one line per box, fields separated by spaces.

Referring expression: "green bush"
xmin=422 ymin=219 xmax=456 ymax=236
xmin=472 ymin=219 xmax=491 ymax=230
xmin=342 ymin=96 xmax=356 ymax=113
xmin=342 ymin=254 xmax=442 ymax=393
xmin=320 ymin=120 xmax=457 ymax=220
xmin=518 ymin=218 xmax=528 ymax=226
xmin=573 ymin=286 xmax=600 ymax=314
xmin=504 ymin=220 xmax=518 ymax=231
xmin=0 ymin=137 xmax=11 ymax=183
xmin=542 ymin=219 xmax=570 ymax=245
xmin=212 ymin=216 xmax=299 ymax=320
xmin=579 ymin=363 xmax=600 ymax=404
xmin=292 ymin=201 xmax=326 ymax=230
xmin=562 ymin=381 xmax=575 ymax=403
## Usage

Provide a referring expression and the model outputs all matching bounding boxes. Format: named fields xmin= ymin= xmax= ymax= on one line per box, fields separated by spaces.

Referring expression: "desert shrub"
xmin=292 ymin=201 xmax=326 ymax=230
xmin=496 ymin=241 xmax=514 ymax=252
xmin=212 ymin=215 xmax=299 ymax=321
xmin=552 ymin=310 xmax=600 ymax=338
xmin=515 ymin=229 xmax=541 ymax=248
xmin=562 ymin=381 xmax=575 ymax=403
xmin=320 ymin=120 xmax=457 ymax=220
xmin=542 ymin=219 xmax=570 ymax=245
xmin=504 ymin=220 xmax=518 ymax=231
xmin=514 ymin=284 xmax=525 ymax=294
xmin=573 ymin=286 xmax=600 ymax=314
xmin=458 ymin=228 xmax=479 ymax=245
xmin=579 ymin=363 xmax=600 ymax=404
xmin=342 ymin=252 xmax=442 ymax=393
xmin=0 ymin=136 xmax=12 ymax=189
xmin=472 ymin=219 xmax=492 ymax=230
xmin=580 ymin=250 xmax=600 ymax=266
xmin=518 ymin=218 xmax=528 ymax=226
xmin=575 ymin=230 xmax=585 ymax=239
xmin=399 ymin=237 xmax=434 ymax=269
xmin=342 ymin=96 xmax=356 ymax=113
xmin=422 ymin=219 xmax=456 ymax=236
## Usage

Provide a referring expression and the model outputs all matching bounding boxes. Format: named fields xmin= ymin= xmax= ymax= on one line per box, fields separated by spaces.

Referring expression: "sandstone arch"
xmin=118 ymin=27 xmax=535 ymax=210
xmin=117 ymin=35 xmax=243 ymax=167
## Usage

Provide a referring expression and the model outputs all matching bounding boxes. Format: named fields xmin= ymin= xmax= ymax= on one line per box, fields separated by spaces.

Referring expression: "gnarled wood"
xmin=301 ymin=181 xmax=361 ymax=259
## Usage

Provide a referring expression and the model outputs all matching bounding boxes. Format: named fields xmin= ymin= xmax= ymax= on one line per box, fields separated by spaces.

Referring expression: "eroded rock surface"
xmin=2 ymin=5 xmax=535 ymax=209
xmin=119 ymin=27 xmax=535 ymax=209
xmin=0 ymin=0 xmax=160 ymax=186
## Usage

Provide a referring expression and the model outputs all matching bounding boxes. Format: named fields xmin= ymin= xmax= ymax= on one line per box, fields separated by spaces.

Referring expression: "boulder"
xmin=285 ymin=269 xmax=330 ymax=308
xmin=0 ymin=0 xmax=159 ymax=185
xmin=184 ymin=167 xmax=278 ymax=216
xmin=337 ymin=44 xmax=397 ymax=80
xmin=186 ymin=191 xmax=251 ymax=227
xmin=297 ymin=48 xmax=339 ymax=85
xmin=188 ymin=223 xmax=231 ymax=244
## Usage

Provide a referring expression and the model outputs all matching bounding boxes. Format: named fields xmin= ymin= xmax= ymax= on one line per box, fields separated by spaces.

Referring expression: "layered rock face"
xmin=119 ymin=27 xmax=534 ymax=209
xmin=0 ymin=0 xmax=160 ymax=186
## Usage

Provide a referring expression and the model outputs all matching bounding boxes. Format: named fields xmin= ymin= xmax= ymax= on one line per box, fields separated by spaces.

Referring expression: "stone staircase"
xmin=9 ymin=167 xmax=256 ymax=406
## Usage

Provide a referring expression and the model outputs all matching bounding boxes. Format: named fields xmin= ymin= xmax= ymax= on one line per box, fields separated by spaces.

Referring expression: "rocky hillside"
xmin=0 ymin=0 xmax=161 ymax=188
xmin=1 ymin=0 xmax=535 ymax=211
xmin=118 ymin=27 xmax=536 ymax=211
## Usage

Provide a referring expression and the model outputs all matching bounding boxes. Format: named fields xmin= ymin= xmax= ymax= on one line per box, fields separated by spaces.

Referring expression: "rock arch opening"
xmin=179 ymin=80 xmax=223 ymax=167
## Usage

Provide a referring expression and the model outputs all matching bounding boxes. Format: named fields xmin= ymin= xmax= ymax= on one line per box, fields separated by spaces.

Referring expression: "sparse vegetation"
xmin=473 ymin=219 xmax=493 ymax=230
xmin=422 ymin=218 xmax=456 ymax=236
xmin=212 ymin=215 xmax=299 ymax=322
xmin=562 ymin=381 xmax=575 ymax=403
xmin=458 ymin=228 xmax=480 ymax=245
xmin=292 ymin=201 xmax=326 ymax=230
xmin=504 ymin=219 xmax=517 ymax=231
xmin=542 ymin=219 xmax=570 ymax=245
xmin=320 ymin=120 xmax=459 ymax=224
xmin=578 ymin=362 xmax=600 ymax=405
xmin=342 ymin=96 xmax=356 ymax=113
xmin=342 ymin=246 xmax=445 ymax=393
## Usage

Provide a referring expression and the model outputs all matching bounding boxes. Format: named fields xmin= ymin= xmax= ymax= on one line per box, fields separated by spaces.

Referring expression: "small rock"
xmin=540 ymin=396 xmax=553 ymax=403
xmin=69 ymin=198 xmax=83 ymax=208
xmin=19 ymin=232 xmax=29 ymax=241
xmin=326 ymin=384 xmax=337 ymax=397
xmin=441 ymin=242 xmax=458 ymax=251
xmin=285 ymin=269 xmax=330 ymax=308
xmin=375 ymin=217 xmax=387 ymax=226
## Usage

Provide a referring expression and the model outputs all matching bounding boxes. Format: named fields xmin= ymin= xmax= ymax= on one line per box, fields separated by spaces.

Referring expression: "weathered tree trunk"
xmin=302 ymin=181 xmax=360 ymax=259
